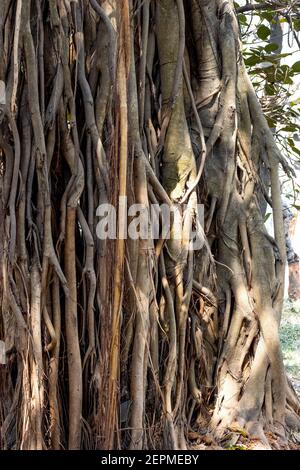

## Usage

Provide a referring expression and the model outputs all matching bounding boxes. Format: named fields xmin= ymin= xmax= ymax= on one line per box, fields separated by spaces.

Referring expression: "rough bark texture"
xmin=0 ymin=0 xmax=299 ymax=450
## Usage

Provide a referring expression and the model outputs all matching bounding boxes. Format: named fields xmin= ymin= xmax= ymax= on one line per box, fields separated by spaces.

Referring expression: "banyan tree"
xmin=0 ymin=0 xmax=299 ymax=450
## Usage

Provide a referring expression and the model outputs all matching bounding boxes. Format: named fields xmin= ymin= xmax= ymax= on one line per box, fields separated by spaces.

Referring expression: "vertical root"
xmin=65 ymin=207 xmax=82 ymax=449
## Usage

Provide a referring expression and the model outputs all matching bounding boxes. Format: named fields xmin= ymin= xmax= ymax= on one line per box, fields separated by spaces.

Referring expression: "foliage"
xmin=236 ymin=0 xmax=300 ymax=183
xmin=281 ymin=300 xmax=300 ymax=379
xmin=0 ymin=0 xmax=299 ymax=451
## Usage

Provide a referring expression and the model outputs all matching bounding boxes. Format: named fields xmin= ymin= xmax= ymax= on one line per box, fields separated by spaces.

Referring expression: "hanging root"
xmin=0 ymin=0 xmax=298 ymax=451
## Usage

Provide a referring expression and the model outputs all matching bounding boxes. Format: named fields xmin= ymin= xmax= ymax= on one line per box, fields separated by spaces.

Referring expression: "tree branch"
xmin=236 ymin=2 xmax=282 ymax=14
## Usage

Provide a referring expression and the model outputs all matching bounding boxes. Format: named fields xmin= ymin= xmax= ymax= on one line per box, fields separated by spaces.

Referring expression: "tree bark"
xmin=0 ymin=0 xmax=299 ymax=450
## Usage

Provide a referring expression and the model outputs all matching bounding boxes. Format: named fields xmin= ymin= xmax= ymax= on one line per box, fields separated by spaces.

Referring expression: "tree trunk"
xmin=0 ymin=0 xmax=299 ymax=450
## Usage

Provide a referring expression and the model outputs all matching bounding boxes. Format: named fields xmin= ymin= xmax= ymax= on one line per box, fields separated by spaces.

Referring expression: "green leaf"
xmin=294 ymin=19 xmax=300 ymax=32
xmin=265 ymin=83 xmax=275 ymax=96
xmin=239 ymin=14 xmax=248 ymax=26
xmin=284 ymin=77 xmax=294 ymax=85
xmin=264 ymin=213 xmax=271 ymax=223
xmin=281 ymin=125 xmax=298 ymax=132
xmin=245 ymin=55 xmax=262 ymax=66
xmin=292 ymin=61 xmax=300 ymax=73
xmin=266 ymin=117 xmax=276 ymax=128
xmin=257 ymin=25 xmax=271 ymax=40
xmin=290 ymin=98 xmax=300 ymax=107
xmin=293 ymin=148 xmax=300 ymax=157
xmin=261 ymin=12 xmax=274 ymax=22
xmin=265 ymin=43 xmax=279 ymax=53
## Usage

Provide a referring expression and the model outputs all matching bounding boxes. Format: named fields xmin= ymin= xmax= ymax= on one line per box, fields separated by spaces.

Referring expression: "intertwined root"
xmin=0 ymin=0 xmax=299 ymax=451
